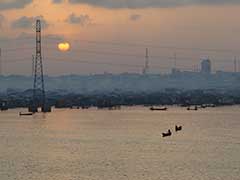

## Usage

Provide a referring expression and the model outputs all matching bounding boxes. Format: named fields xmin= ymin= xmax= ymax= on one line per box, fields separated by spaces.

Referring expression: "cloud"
xmin=52 ymin=0 xmax=64 ymax=3
xmin=129 ymin=14 xmax=141 ymax=21
xmin=68 ymin=0 xmax=240 ymax=9
xmin=65 ymin=13 xmax=91 ymax=26
xmin=0 ymin=0 xmax=32 ymax=10
xmin=11 ymin=16 xmax=49 ymax=29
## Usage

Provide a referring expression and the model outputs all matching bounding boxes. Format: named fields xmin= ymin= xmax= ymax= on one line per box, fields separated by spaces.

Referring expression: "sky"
xmin=1 ymin=0 xmax=240 ymax=75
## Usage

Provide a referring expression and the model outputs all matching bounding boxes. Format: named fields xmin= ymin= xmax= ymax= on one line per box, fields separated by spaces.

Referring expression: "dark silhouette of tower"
xmin=142 ymin=48 xmax=149 ymax=75
xmin=30 ymin=19 xmax=50 ymax=113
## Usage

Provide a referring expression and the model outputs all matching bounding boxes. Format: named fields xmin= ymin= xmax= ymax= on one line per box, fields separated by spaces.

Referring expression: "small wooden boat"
xmin=1 ymin=101 xmax=8 ymax=111
xmin=70 ymin=106 xmax=80 ymax=109
xmin=175 ymin=125 xmax=182 ymax=132
xmin=162 ymin=129 xmax=172 ymax=137
xmin=200 ymin=104 xmax=207 ymax=108
xmin=187 ymin=106 xmax=198 ymax=111
xmin=19 ymin=112 xmax=33 ymax=116
xmin=81 ymin=106 xmax=90 ymax=109
xmin=150 ymin=106 xmax=167 ymax=111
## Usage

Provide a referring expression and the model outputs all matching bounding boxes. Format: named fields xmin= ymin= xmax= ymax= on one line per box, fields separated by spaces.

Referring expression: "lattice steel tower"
xmin=31 ymin=19 xmax=46 ymax=113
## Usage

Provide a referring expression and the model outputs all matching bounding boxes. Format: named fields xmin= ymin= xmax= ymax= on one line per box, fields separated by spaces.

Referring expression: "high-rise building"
xmin=201 ymin=59 xmax=211 ymax=74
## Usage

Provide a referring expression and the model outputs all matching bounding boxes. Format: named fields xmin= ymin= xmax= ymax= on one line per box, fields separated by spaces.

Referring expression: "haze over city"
xmin=1 ymin=0 xmax=240 ymax=75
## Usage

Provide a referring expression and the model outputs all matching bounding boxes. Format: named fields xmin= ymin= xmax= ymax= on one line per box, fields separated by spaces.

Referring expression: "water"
xmin=0 ymin=106 xmax=239 ymax=180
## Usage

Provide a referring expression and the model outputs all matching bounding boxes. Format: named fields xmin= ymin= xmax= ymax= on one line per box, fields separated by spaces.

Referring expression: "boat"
xmin=187 ymin=106 xmax=198 ymax=111
xmin=19 ymin=112 xmax=33 ymax=116
xmin=175 ymin=125 xmax=182 ymax=132
xmin=70 ymin=106 xmax=80 ymax=109
xmin=1 ymin=101 xmax=8 ymax=111
xmin=81 ymin=106 xmax=90 ymax=109
xmin=200 ymin=104 xmax=207 ymax=108
xmin=1 ymin=106 xmax=8 ymax=111
xmin=108 ymin=105 xmax=121 ymax=110
xmin=150 ymin=106 xmax=167 ymax=111
xmin=162 ymin=129 xmax=172 ymax=137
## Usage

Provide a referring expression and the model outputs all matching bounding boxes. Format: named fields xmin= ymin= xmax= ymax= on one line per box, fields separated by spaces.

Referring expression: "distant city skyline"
xmin=1 ymin=0 xmax=240 ymax=75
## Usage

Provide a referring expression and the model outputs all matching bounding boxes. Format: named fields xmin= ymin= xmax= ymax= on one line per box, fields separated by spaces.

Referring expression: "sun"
xmin=58 ymin=42 xmax=70 ymax=52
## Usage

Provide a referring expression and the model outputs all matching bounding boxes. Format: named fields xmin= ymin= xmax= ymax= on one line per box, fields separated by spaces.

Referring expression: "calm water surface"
xmin=0 ymin=106 xmax=239 ymax=180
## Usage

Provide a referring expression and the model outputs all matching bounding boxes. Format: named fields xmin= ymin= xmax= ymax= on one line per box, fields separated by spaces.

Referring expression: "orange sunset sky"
xmin=1 ymin=0 xmax=240 ymax=75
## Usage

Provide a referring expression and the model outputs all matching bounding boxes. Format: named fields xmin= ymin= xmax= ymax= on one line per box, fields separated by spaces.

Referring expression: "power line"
xmin=1 ymin=36 xmax=240 ymax=54
xmin=4 ymin=55 xmax=167 ymax=71
xmin=47 ymin=57 xmax=194 ymax=71
xmin=46 ymin=48 xmax=237 ymax=63
xmin=0 ymin=36 xmax=60 ymax=43
xmin=2 ymin=58 xmax=30 ymax=63
xmin=1 ymin=47 xmax=34 ymax=53
xmin=2 ymin=45 xmax=237 ymax=66
xmin=1 ymin=54 xmax=219 ymax=72
xmin=42 ymin=46 xmax=240 ymax=63
xmin=65 ymin=39 xmax=240 ymax=54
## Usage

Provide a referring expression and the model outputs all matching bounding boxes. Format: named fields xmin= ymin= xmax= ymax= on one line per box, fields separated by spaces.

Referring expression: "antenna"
xmin=142 ymin=48 xmax=149 ymax=74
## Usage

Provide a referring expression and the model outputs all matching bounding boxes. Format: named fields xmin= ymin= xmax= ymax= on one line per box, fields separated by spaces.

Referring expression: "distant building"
xmin=171 ymin=68 xmax=181 ymax=76
xmin=201 ymin=59 xmax=211 ymax=74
